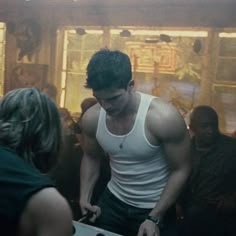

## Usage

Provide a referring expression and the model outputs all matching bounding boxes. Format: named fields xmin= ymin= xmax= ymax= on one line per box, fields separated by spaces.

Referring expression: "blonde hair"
xmin=0 ymin=88 xmax=62 ymax=172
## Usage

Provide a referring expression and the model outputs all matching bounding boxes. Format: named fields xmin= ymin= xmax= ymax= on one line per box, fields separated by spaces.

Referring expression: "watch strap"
xmin=146 ymin=215 xmax=161 ymax=225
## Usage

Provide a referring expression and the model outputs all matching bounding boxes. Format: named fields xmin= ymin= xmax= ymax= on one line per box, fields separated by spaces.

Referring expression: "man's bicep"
xmin=81 ymin=110 xmax=103 ymax=157
xmin=163 ymin=126 xmax=191 ymax=169
xmin=82 ymin=131 xmax=104 ymax=158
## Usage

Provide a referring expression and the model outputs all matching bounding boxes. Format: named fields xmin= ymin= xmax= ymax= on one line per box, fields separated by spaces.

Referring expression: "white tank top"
xmin=96 ymin=93 xmax=170 ymax=208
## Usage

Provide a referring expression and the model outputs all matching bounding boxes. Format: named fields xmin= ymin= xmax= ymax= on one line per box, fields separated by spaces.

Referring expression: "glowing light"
xmin=69 ymin=29 xmax=103 ymax=35
xmin=219 ymin=32 xmax=236 ymax=38
xmin=111 ymin=29 xmax=208 ymax=37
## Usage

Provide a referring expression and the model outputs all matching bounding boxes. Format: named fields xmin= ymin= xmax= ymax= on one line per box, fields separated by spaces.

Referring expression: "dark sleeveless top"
xmin=0 ymin=147 xmax=54 ymax=235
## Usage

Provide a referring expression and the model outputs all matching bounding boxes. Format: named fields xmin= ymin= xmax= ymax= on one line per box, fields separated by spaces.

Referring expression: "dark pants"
xmin=95 ymin=188 xmax=177 ymax=236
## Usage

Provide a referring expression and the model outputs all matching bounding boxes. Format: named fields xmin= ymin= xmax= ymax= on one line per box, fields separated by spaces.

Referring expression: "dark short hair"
xmin=0 ymin=88 xmax=62 ymax=172
xmin=190 ymin=105 xmax=219 ymax=127
xmin=86 ymin=49 xmax=132 ymax=90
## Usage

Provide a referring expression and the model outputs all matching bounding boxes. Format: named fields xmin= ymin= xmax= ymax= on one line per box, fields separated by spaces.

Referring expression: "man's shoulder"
xmin=147 ymin=97 xmax=187 ymax=140
xmin=220 ymin=133 xmax=236 ymax=143
xmin=138 ymin=92 xmax=171 ymax=115
xmin=82 ymin=103 xmax=100 ymax=122
xmin=148 ymin=97 xmax=182 ymax=123
xmin=81 ymin=103 xmax=101 ymax=133
xmin=220 ymin=134 xmax=236 ymax=150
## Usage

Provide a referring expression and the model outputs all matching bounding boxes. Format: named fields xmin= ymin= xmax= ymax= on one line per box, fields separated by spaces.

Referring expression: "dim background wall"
xmin=0 ymin=0 xmax=235 ymax=133
xmin=0 ymin=1 xmax=235 ymax=92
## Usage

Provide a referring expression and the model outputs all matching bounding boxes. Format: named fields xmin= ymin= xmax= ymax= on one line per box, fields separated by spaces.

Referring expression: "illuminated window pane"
xmin=0 ymin=31 xmax=5 ymax=42
xmin=60 ymin=27 xmax=102 ymax=113
xmin=0 ymin=22 xmax=6 ymax=97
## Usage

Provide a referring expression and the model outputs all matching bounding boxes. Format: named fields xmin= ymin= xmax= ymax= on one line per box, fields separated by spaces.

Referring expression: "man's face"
xmin=190 ymin=116 xmax=219 ymax=146
xmin=93 ymin=87 xmax=130 ymax=117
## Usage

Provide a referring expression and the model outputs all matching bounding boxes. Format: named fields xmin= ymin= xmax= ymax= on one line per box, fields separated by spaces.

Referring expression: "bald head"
xmin=190 ymin=106 xmax=218 ymax=128
xmin=189 ymin=106 xmax=219 ymax=147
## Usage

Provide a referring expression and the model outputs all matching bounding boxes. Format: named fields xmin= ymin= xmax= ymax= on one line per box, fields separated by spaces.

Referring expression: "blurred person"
xmin=0 ymin=88 xmax=72 ymax=236
xmin=81 ymin=97 xmax=98 ymax=116
xmin=79 ymin=49 xmax=191 ymax=236
xmin=76 ymin=97 xmax=98 ymax=140
xmin=177 ymin=105 xmax=236 ymax=236
xmin=59 ymin=107 xmax=78 ymax=136
xmin=50 ymin=107 xmax=83 ymax=220
xmin=42 ymin=82 xmax=58 ymax=102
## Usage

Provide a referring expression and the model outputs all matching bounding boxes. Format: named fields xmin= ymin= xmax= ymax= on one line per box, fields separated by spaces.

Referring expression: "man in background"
xmin=42 ymin=82 xmax=58 ymax=101
xmin=177 ymin=105 xmax=236 ymax=236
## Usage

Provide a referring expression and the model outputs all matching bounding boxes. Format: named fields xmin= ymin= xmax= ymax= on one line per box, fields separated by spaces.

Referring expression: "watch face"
xmin=147 ymin=215 xmax=160 ymax=225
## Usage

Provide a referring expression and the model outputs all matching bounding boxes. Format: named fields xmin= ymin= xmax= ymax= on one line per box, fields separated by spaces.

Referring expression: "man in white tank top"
xmin=79 ymin=49 xmax=191 ymax=236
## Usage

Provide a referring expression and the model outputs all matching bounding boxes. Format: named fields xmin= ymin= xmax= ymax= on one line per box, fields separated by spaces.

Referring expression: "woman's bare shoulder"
xmin=19 ymin=187 xmax=72 ymax=236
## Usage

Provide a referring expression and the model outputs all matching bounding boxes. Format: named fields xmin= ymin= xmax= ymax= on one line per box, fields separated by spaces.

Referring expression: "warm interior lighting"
xmin=60 ymin=90 xmax=66 ymax=107
xmin=76 ymin=28 xmax=86 ymax=35
xmin=61 ymin=72 xmax=66 ymax=88
xmin=69 ymin=29 xmax=103 ymax=35
xmin=219 ymin=32 xmax=236 ymax=38
xmin=111 ymin=29 xmax=208 ymax=37
xmin=120 ymin=30 xmax=131 ymax=37
xmin=0 ymin=22 xmax=5 ymax=97
xmin=145 ymin=38 xmax=159 ymax=43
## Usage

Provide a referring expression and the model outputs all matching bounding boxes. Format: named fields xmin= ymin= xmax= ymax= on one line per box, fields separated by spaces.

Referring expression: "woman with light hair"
xmin=0 ymin=88 xmax=72 ymax=236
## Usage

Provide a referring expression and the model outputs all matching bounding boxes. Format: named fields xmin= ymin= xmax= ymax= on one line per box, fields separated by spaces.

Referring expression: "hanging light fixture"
xmin=76 ymin=28 xmax=86 ymax=36
xmin=159 ymin=34 xmax=172 ymax=43
xmin=120 ymin=29 xmax=131 ymax=37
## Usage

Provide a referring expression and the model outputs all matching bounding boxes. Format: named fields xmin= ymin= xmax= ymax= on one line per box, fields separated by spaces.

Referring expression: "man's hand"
xmin=137 ymin=219 xmax=160 ymax=236
xmin=79 ymin=200 xmax=101 ymax=223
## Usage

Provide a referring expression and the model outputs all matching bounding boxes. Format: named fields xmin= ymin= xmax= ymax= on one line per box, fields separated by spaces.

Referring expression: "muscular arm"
xmin=79 ymin=106 xmax=105 ymax=213
xmin=19 ymin=187 xmax=73 ymax=236
xmin=80 ymin=137 xmax=102 ymax=204
xmin=148 ymin=100 xmax=191 ymax=219
xmin=150 ymin=132 xmax=191 ymax=219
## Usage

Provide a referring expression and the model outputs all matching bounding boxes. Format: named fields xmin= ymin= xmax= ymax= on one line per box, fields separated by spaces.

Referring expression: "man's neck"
xmin=126 ymin=92 xmax=139 ymax=112
xmin=114 ymin=92 xmax=140 ymax=119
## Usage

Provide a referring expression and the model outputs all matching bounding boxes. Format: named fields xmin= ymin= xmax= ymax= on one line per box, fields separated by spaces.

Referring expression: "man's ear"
xmin=127 ymin=80 xmax=135 ymax=91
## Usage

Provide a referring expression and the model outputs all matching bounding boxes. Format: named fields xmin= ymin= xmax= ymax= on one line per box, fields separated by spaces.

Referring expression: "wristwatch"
xmin=146 ymin=215 xmax=161 ymax=225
